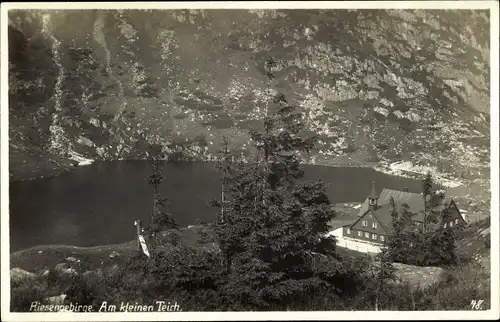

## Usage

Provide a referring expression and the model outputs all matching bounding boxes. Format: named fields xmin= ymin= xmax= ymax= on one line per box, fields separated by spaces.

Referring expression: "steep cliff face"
xmin=8 ymin=9 xmax=490 ymax=182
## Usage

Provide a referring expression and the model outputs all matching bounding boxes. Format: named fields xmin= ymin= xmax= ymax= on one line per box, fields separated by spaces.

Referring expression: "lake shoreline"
xmin=10 ymin=225 xmax=217 ymax=272
xmin=9 ymin=201 xmax=360 ymax=255
xmin=9 ymin=148 xmax=469 ymax=189
xmin=8 ymin=147 xmax=79 ymax=182
xmin=8 ymin=154 xmax=399 ymax=184
xmin=9 ymin=157 xmax=465 ymax=196
xmin=10 ymin=224 xmax=369 ymax=273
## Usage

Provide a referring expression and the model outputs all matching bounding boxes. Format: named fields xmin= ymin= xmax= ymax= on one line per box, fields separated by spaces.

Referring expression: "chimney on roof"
xmin=404 ymin=187 xmax=409 ymax=192
xmin=368 ymin=181 xmax=378 ymax=210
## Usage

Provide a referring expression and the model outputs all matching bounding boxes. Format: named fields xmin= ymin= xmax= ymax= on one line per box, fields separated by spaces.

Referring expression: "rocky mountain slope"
xmin=8 ymin=9 xmax=490 ymax=185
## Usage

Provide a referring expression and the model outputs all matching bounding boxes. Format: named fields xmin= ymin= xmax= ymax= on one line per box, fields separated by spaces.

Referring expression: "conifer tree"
xmin=374 ymin=243 xmax=396 ymax=310
xmin=364 ymin=198 xmax=396 ymax=310
xmin=423 ymin=171 xmax=433 ymax=230
xmin=210 ymin=136 xmax=242 ymax=273
xmin=215 ymin=57 xmax=337 ymax=309
xmin=217 ymin=137 xmax=234 ymax=224
xmin=387 ymin=197 xmax=404 ymax=262
xmin=146 ymin=144 xmax=177 ymax=237
xmin=423 ymin=171 xmax=433 ymax=200
xmin=425 ymin=225 xmax=457 ymax=266
xmin=389 ymin=197 xmax=397 ymax=220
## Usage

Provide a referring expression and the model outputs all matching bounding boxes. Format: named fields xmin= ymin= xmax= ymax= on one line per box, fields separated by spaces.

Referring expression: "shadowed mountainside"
xmin=8 ymin=9 xmax=490 ymax=183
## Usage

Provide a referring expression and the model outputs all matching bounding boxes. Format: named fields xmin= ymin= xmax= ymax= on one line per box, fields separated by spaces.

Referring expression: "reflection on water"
xmin=51 ymin=212 xmax=81 ymax=240
xmin=9 ymin=161 xmax=422 ymax=251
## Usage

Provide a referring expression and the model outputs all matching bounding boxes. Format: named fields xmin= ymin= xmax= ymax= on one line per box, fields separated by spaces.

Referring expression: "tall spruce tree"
xmin=374 ymin=243 xmax=396 ymax=310
xmin=217 ymin=136 xmax=233 ymax=224
xmin=423 ymin=170 xmax=433 ymax=229
xmin=423 ymin=171 xmax=433 ymax=199
xmin=146 ymin=144 xmax=177 ymax=238
xmin=387 ymin=197 xmax=405 ymax=262
xmin=215 ymin=57 xmax=338 ymax=310
xmin=359 ymin=198 xmax=396 ymax=310
xmin=210 ymin=136 xmax=242 ymax=273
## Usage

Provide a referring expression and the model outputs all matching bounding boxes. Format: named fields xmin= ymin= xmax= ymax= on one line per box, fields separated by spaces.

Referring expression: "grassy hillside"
xmin=10 ymin=218 xmax=491 ymax=311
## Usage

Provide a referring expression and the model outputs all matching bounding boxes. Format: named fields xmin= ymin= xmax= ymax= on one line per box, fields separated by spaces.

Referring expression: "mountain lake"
xmin=9 ymin=161 xmax=423 ymax=251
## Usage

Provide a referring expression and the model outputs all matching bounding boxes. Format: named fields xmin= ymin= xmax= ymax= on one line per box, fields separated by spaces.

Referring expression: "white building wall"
xmin=327 ymin=228 xmax=382 ymax=254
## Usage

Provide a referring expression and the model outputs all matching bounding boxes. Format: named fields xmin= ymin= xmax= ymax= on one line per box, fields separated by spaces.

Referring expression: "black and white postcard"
xmin=1 ymin=1 xmax=498 ymax=321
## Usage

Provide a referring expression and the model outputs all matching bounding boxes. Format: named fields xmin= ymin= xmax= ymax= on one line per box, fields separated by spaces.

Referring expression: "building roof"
xmin=347 ymin=185 xmax=462 ymax=236
xmin=410 ymin=196 xmax=455 ymax=222
xmin=357 ymin=188 xmax=425 ymax=217
xmin=343 ymin=204 xmax=430 ymax=234
xmin=370 ymin=204 xmax=394 ymax=233
xmin=432 ymin=196 xmax=454 ymax=212
xmin=348 ymin=203 xmax=416 ymax=235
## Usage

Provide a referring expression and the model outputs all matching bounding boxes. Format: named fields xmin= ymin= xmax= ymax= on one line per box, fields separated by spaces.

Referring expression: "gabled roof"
xmin=371 ymin=204 xmax=394 ymax=233
xmin=355 ymin=206 xmax=426 ymax=234
xmin=349 ymin=186 xmax=462 ymax=235
xmin=356 ymin=199 xmax=370 ymax=217
xmin=357 ymin=188 xmax=425 ymax=217
xmin=412 ymin=196 xmax=457 ymax=222
xmin=433 ymin=196 xmax=455 ymax=212
xmin=348 ymin=204 xmax=393 ymax=234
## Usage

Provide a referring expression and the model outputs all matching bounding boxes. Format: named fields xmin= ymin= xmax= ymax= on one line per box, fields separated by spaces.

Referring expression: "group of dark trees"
xmin=129 ymin=57 xmax=349 ymax=310
xmin=23 ymin=58 xmax=466 ymax=312
xmin=384 ymin=171 xmax=459 ymax=267
xmin=209 ymin=62 xmax=340 ymax=309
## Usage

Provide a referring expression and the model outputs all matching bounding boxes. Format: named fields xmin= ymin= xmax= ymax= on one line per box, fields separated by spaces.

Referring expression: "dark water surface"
xmin=9 ymin=161 xmax=422 ymax=251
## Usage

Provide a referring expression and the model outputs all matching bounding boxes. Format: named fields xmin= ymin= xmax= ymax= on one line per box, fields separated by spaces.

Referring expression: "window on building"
xmin=372 ymin=233 xmax=377 ymax=240
xmin=450 ymin=221 xmax=454 ymax=227
xmin=380 ymin=235 xmax=385 ymax=242
xmin=362 ymin=221 xmax=368 ymax=227
xmin=365 ymin=232 xmax=370 ymax=238
xmin=444 ymin=222 xmax=447 ymax=228
xmin=358 ymin=231 xmax=362 ymax=237
xmin=346 ymin=228 xmax=351 ymax=235
xmin=372 ymin=222 xmax=378 ymax=229
xmin=455 ymin=219 xmax=459 ymax=225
